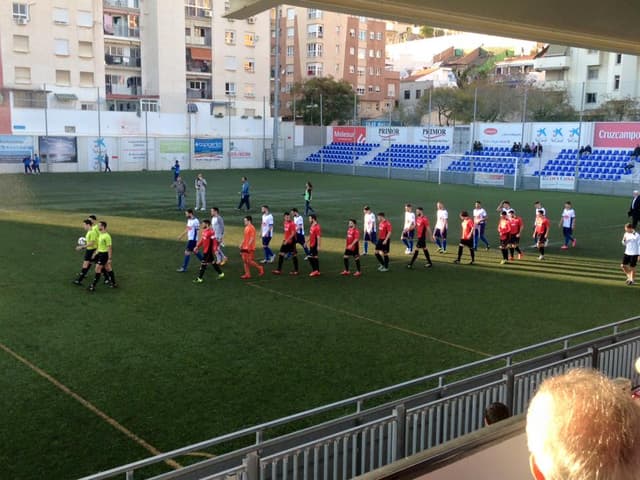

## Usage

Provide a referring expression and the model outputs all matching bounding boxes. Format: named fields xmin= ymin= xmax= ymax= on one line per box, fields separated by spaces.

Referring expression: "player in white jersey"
xmin=260 ymin=205 xmax=275 ymax=263
xmin=559 ymin=201 xmax=576 ymax=250
xmin=496 ymin=200 xmax=512 ymax=214
xmin=177 ymin=209 xmax=203 ymax=272
xmin=401 ymin=204 xmax=416 ymax=254
xmin=472 ymin=200 xmax=490 ymax=250
xmin=621 ymin=223 xmax=640 ymax=285
xmin=210 ymin=207 xmax=228 ymax=265
xmin=532 ymin=201 xmax=547 ymax=247
xmin=362 ymin=205 xmax=377 ymax=255
xmin=433 ymin=201 xmax=448 ymax=253
xmin=291 ymin=208 xmax=310 ymax=257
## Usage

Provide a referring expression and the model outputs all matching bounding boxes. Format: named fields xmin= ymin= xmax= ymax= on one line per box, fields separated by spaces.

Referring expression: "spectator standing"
xmin=171 ymin=175 xmax=187 ymax=211
xmin=526 ymin=369 xmax=640 ymax=480
xmin=621 ymin=223 xmax=640 ymax=285
xmin=22 ymin=155 xmax=32 ymax=174
xmin=537 ymin=142 xmax=543 ymax=157
xmin=629 ymin=190 xmax=640 ymax=228
xmin=304 ymin=181 xmax=315 ymax=216
xmin=104 ymin=153 xmax=111 ymax=172
xmin=31 ymin=154 xmax=41 ymax=174
xmin=171 ymin=160 xmax=181 ymax=180
xmin=237 ymin=176 xmax=250 ymax=211
xmin=194 ymin=173 xmax=207 ymax=211
xmin=559 ymin=201 xmax=576 ymax=249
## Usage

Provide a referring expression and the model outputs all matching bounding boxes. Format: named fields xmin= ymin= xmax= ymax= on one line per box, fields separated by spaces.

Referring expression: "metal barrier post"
xmin=245 ymin=451 xmax=260 ymax=480
xmin=504 ymin=370 xmax=515 ymax=414
xmin=125 ymin=471 xmax=134 ymax=480
xmin=590 ymin=346 xmax=600 ymax=370
xmin=394 ymin=405 xmax=406 ymax=459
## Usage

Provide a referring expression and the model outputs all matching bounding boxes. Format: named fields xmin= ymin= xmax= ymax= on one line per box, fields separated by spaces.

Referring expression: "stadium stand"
xmin=363 ymin=144 xmax=450 ymax=169
xmin=532 ymin=148 xmax=634 ymax=181
xmin=447 ymin=147 xmax=533 ymax=174
xmin=304 ymin=142 xmax=380 ymax=164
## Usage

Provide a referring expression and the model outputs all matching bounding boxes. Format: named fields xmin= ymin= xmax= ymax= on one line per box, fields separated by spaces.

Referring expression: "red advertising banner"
xmin=332 ymin=126 xmax=366 ymax=143
xmin=593 ymin=122 xmax=640 ymax=148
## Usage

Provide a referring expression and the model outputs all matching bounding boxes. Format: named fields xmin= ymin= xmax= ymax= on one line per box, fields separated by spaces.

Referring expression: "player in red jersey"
xmin=375 ymin=212 xmax=392 ymax=272
xmin=341 ymin=219 xmax=362 ymax=276
xmin=453 ymin=211 xmax=475 ymax=264
xmin=407 ymin=207 xmax=434 ymax=269
xmin=273 ymin=211 xmax=299 ymax=275
xmin=497 ymin=211 xmax=511 ymax=264
xmin=507 ymin=209 xmax=525 ymax=260
xmin=533 ymin=209 xmax=551 ymax=260
xmin=192 ymin=219 xmax=224 ymax=282
xmin=307 ymin=214 xmax=322 ymax=277
xmin=239 ymin=215 xmax=264 ymax=279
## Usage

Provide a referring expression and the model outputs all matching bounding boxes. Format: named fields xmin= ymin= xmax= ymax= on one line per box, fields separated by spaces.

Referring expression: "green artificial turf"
xmin=0 ymin=169 xmax=637 ymax=479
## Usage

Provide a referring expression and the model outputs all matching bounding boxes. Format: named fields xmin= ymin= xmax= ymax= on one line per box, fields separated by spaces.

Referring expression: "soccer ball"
xmin=77 ymin=236 xmax=87 ymax=247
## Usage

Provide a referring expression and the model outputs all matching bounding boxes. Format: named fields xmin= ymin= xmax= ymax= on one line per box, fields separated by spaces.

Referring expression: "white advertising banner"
xmin=477 ymin=123 xmax=522 ymax=147
xmin=532 ymin=123 xmax=581 ymax=149
xmin=416 ymin=126 xmax=453 ymax=146
xmin=366 ymin=126 xmax=408 ymax=144
xmin=474 ymin=172 xmax=505 ymax=186
xmin=540 ymin=175 xmax=576 ymax=190
xmin=230 ymin=139 xmax=254 ymax=166
xmin=121 ymin=137 xmax=155 ymax=163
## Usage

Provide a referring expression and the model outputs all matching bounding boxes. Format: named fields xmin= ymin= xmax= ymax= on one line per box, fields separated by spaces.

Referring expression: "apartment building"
xmin=534 ymin=45 xmax=640 ymax=111
xmin=1 ymin=0 xmax=269 ymax=119
xmin=272 ymin=7 xmax=399 ymax=122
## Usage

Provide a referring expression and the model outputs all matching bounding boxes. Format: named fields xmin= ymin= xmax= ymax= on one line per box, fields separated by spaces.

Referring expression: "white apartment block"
xmin=1 ymin=0 xmax=270 ymax=116
xmin=534 ymin=45 xmax=640 ymax=112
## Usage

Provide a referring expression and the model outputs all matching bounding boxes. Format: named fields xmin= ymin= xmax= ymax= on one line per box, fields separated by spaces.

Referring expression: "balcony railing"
xmin=186 ymin=61 xmax=211 ymax=73
xmin=105 ymin=54 xmax=141 ymax=67
xmin=106 ymin=84 xmax=141 ymax=96
xmin=104 ymin=0 xmax=139 ymax=9
xmin=185 ymin=6 xmax=212 ymax=18
xmin=186 ymin=36 xmax=211 ymax=47
xmin=186 ymin=88 xmax=212 ymax=99
xmin=105 ymin=25 xmax=140 ymax=38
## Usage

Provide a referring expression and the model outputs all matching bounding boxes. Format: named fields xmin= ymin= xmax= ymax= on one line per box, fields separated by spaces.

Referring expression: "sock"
xmin=277 ymin=255 xmax=284 ymax=270
xmin=91 ymin=273 xmax=101 ymax=287
xmin=540 ymin=247 xmax=545 ymax=255
xmin=315 ymin=258 xmax=319 ymax=271
xmin=213 ymin=263 xmax=222 ymax=274
xmin=423 ymin=249 xmax=432 ymax=264
xmin=355 ymin=259 xmax=360 ymax=272
xmin=443 ymin=239 xmax=447 ymax=250
xmin=198 ymin=264 xmax=206 ymax=278
xmin=457 ymin=246 xmax=463 ymax=261
xmin=375 ymin=253 xmax=384 ymax=265
xmin=77 ymin=267 xmax=89 ymax=281
xmin=384 ymin=255 xmax=389 ymax=268
xmin=515 ymin=246 xmax=522 ymax=254
xmin=243 ymin=259 xmax=250 ymax=276
xmin=470 ymin=248 xmax=475 ymax=262
xmin=292 ymin=256 xmax=299 ymax=272
xmin=509 ymin=248 xmax=515 ymax=257
xmin=108 ymin=270 xmax=116 ymax=284
xmin=410 ymin=251 xmax=418 ymax=265
xmin=502 ymin=249 xmax=508 ymax=260
xmin=182 ymin=254 xmax=191 ymax=270
xmin=344 ymin=258 xmax=349 ymax=271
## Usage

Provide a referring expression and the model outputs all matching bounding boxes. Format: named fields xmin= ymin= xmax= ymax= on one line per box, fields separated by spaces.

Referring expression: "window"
xmin=336 ymin=25 xmax=341 ymax=34
xmin=245 ymin=108 xmax=256 ymax=117
xmin=357 ymin=67 xmax=365 ymax=77
xmin=616 ymin=53 xmax=622 ymax=64
xmin=79 ymin=71 xmax=94 ymax=86
xmin=349 ymin=47 xmax=355 ymax=55
xmin=368 ymin=85 xmax=374 ymax=93
xmin=356 ymin=86 xmax=365 ymax=95
xmin=349 ymin=29 xmax=355 ymax=38
xmin=140 ymin=99 xmax=159 ymax=112
xmin=369 ymin=49 xmax=374 ymax=58
xmin=13 ymin=90 xmax=46 ymax=108
xmin=375 ymin=85 xmax=381 ymax=92
xmin=81 ymin=103 xmax=97 ymax=111
xmin=376 ymin=50 xmax=381 ymax=58
xmin=14 ymin=66 xmax=31 ymax=83
xmin=78 ymin=41 xmax=93 ymax=58
xmin=77 ymin=10 xmax=93 ymax=27
xmin=387 ymin=84 xmax=396 ymax=97
xmin=54 ymin=38 xmax=70 ymax=56
xmin=349 ymin=65 xmax=355 ymax=74
xmin=586 ymin=92 xmax=597 ymax=104
xmin=53 ymin=7 xmax=69 ymax=24
xmin=358 ymin=30 xmax=367 ymax=41
xmin=244 ymin=33 xmax=255 ymax=47
xmin=307 ymin=43 xmax=323 ymax=57
xmin=335 ymin=63 xmax=340 ymax=73
xmin=13 ymin=2 xmax=29 ymax=21
xmin=307 ymin=9 xmax=322 ymax=19
xmin=415 ymin=89 xmax=422 ymax=99
xmin=286 ymin=8 xmax=295 ymax=20
xmin=225 ymin=82 xmax=236 ymax=95
xmin=225 ymin=30 xmax=236 ymax=45
xmin=224 ymin=56 xmax=237 ymax=70
xmin=56 ymin=69 xmax=71 ymax=86
xmin=285 ymin=64 xmax=294 ymax=76
xmin=376 ymin=32 xmax=383 ymax=40
xmin=358 ymin=48 xmax=365 ymax=60
xmin=404 ymin=90 xmax=410 ymax=100
xmin=335 ymin=44 xmax=340 ymax=54
xmin=13 ymin=35 xmax=29 ymax=52
xmin=287 ymin=27 xmax=295 ymax=38
xmin=244 ymin=59 xmax=255 ymax=73
xmin=286 ymin=45 xmax=295 ymax=57
xmin=614 ymin=74 xmax=620 ymax=90
xmin=306 ymin=63 xmax=323 ymax=76
xmin=244 ymin=83 xmax=255 ymax=97
xmin=369 ymin=31 xmax=375 ymax=40
xmin=587 ymin=66 xmax=599 ymax=80
xmin=307 ymin=24 xmax=323 ymax=38
xmin=185 ymin=27 xmax=191 ymax=36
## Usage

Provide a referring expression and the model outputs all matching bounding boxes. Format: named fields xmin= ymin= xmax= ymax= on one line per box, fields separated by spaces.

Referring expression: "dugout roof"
xmin=226 ymin=0 xmax=640 ymax=55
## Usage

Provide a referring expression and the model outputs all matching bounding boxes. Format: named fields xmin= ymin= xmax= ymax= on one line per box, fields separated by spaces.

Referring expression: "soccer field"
xmin=0 ymin=169 xmax=637 ymax=479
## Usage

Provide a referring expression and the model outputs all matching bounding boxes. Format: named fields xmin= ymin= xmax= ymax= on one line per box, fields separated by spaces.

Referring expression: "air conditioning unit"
xmin=247 ymin=17 xmax=256 ymax=24
xmin=204 ymin=10 xmax=213 ymax=18
xmin=15 ymin=17 xmax=28 ymax=25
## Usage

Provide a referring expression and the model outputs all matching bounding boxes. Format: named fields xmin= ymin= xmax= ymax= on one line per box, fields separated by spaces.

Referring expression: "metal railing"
xmin=80 ymin=316 xmax=640 ymax=480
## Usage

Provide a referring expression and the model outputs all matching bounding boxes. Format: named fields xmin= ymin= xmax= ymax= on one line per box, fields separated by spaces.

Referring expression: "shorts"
xmin=203 ymin=251 xmax=215 ymax=264
xmin=185 ymin=239 xmax=197 ymax=251
xmin=375 ymin=240 xmax=390 ymax=254
xmin=434 ymin=227 xmax=447 ymax=239
xmin=344 ymin=245 xmax=360 ymax=256
xmin=535 ymin=234 xmax=547 ymax=245
xmin=309 ymin=246 xmax=319 ymax=257
xmin=84 ymin=248 xmax=96 ymax=262
xmin=499 ymin=237 xmax=509 ymax=248
xmin=508 ymin=234 xmax=520 ymax=245
xmin=280 ymin=242 xmax=296 ymax=254
xmin=262 ymin=235 xmax=272 ymax=247
xmin=95 ymin=252 xmax=109 ymax=266
xmin=296 ymin=233 xmax=306 ymax=245
xmin=622 ymin=254 xmax=638 ymax=267
xmin=364 ymin=231 xmax=377 ymax=243
xmin=460 ymin=238 xmax=473 ymax=248
xmin=416 ymin=236 xmax=427 ymax=249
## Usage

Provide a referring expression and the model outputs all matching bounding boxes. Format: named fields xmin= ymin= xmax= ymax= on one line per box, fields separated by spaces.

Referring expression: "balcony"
xmin=104 ymin=25 xmax=139 ymax=38
xmin=533 ymin=55 xmax=569 ymax=71
xmin=104 ymin=0 xmax=139 ymax=10
xmin=186 ymin=87 xmax=212 ymax=99
xmin=106 ymin=84 xmax=141 ymax=96
xmin=186 ymin=60 xmax=211 ymax=73
xmin=186 ymin=35 xmax=211 ymax=47
xmin=105 ymin=54 xmax=141 ymax=68
xmin=185 ymin=6 xmax=212 ymax=18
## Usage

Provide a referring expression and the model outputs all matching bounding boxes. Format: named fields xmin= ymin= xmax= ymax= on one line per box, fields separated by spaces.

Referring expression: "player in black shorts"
xmin=73 ymin=218 xmax=98 ymax=285
xmin=342 ymin=219 xmax=362 ymax=277
xmin=407 ymin=207 xmax=434 ymax=268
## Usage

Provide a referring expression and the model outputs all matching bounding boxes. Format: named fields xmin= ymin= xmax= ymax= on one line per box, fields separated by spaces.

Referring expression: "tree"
xmin=294 ymin=77 xmax=356 ymax=126
xmin=423 ymin=88 xmax=473 ymax=126
xmin=593 ymin=97 xmax=640 ymax=121
xmin=525 ymin=88 xmax=577 ymax=122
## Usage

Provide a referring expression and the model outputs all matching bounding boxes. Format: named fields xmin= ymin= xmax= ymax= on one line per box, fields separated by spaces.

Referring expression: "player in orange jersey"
xmin=239 ymin=216 xmax=264 ymax=280
xmin=497 ymin=211 xmax=511 ymax=264
xmin=533 ymin=209 xmax=551 ymax=260
xmin=307 ymin=214 xmax=322 ymax=277
xmin=341 ymin=219 xmax=361 ymax=276
xmin=453 ymin=211 xmax=475 ymax=265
